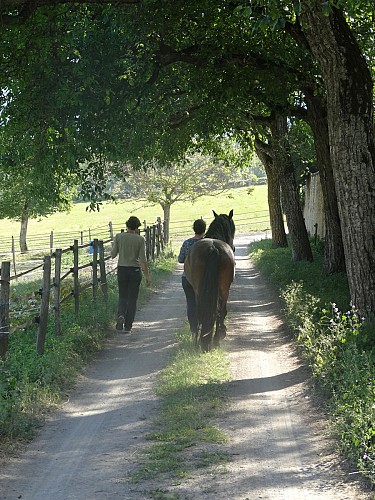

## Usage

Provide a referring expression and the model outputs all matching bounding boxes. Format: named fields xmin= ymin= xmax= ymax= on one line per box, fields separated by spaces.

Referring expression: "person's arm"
xmin=178 ymin=241 xmax=187 ymax=263
xmin=141 ymin=260 xmax=151 ymax=287
xmin=111 ymin=235 xmax=119 ymax=258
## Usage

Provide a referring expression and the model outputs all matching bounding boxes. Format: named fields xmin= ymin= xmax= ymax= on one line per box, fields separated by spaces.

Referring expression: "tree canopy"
xmin=0 ymin=0 xmax=375 ymax=312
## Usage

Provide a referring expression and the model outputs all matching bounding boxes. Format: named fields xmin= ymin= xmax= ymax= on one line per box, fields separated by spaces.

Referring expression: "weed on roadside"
xmin=0 ymin=253 xmax=176 ymax=451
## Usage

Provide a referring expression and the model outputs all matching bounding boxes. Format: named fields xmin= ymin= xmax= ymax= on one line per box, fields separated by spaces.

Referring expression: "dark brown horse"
xmin=184 ymin=210 xmax=235 ymax=351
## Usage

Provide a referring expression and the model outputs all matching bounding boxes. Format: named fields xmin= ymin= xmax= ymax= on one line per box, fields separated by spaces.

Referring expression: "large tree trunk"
xmin=19 ymin=211 xmax=28 ymax=253
xmin=270 ymin=115 xmax=313 ymax=262
xmin=299 ymin=3 xmax=375 ymax=312
xmin=254 ymin=138 xmax=288 ymax=248
xmin=304 ymin=90 xmax=346 ymax=274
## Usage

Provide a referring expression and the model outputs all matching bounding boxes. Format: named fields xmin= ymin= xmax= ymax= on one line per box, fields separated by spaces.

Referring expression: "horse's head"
xmin=206 ymin=210 xmax=235 ymax=249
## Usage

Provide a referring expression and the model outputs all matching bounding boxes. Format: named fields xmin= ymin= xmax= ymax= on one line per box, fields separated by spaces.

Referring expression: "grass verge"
xmin=131 ymin=326 xmax=231 ymax=490
xmin=249 ymin=238 xmax=375 ymax=486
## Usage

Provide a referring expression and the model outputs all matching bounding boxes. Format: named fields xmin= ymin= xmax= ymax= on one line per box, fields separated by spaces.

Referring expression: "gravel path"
xmin=0 ymin=234 xmax=370 ymax=499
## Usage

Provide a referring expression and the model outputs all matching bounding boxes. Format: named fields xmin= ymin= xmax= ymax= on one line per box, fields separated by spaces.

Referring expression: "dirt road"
xmin=0 ymin=235 xmax=370 ymax=499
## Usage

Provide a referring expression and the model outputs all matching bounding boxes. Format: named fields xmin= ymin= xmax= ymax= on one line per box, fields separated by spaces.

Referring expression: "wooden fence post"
xmin=54 ymin=249 xmax=62 ymax=337
xmin=50 ymin=231 xmax=54 ymax=255
xmin=98 ymin=240 xmax=108 ymax=302
xmin=151 ymin=225 xmax=156 ymax=260
xmin=157 ymin=217 xmax=164 ymax=254
xmin=108 ymin=221 xmax=114 ymax=241
xmin=145 ymin=226 xmax=151 ymax=260
xmin=11 ymin=236 xmax=17 ymax=276
xmin=92 ymin=239 xmax=99 ymax=301
xmin=72 ymin=239 xmax=79 ymax=318
xmin=36 ymin=255 xmax=51 ymax=355
xmin=0 ymin=261 xmax=10 ymax=360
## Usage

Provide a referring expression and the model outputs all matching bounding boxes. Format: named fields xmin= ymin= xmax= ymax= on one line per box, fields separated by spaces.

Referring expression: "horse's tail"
xmin=198 ymin=245 xmax=220 ymax=337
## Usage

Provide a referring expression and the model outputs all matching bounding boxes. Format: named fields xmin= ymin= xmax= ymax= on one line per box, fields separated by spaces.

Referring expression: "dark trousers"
xmin=117 ymin=266 xmax=142 ymax=330
xmin=182 ymin=276 xmax=198 ymax=334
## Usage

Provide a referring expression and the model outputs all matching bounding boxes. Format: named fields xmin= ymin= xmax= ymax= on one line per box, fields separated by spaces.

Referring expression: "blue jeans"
xmin=182 ymin=276 xmax=198 ymax=334
xmin=117 ymin=266 xmax=142 ymax=330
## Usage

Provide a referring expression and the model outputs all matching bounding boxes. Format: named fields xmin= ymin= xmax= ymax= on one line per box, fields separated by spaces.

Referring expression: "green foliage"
xmin=0 ymin=288 xmax=115 ymax=441
xmin=250 ymin=238 xmax=350 ymax=310
xmin=249 ymin=238 xmax=375 ymax=484
xmin=0 ymin=0 xmax=314 ymax=189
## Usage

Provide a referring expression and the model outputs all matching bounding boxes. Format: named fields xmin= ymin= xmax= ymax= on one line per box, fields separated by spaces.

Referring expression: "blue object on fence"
xmin=89 ymin=241 xmax=94 ymax=254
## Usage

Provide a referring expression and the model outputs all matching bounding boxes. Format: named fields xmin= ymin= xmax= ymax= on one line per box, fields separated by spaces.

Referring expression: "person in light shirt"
xmin=111 ymin=216 xmax=150 ymax=333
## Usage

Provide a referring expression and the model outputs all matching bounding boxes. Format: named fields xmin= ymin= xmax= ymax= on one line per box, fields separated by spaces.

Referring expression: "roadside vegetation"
xmin=249 ymin=238 xmax=375 ymax=485
xmin=0 ymin=252 xmax=176 ymax=456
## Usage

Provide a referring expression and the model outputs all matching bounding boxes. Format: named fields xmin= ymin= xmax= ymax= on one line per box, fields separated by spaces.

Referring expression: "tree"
xmin=296 ymin=2 xmax=375 ymax=310
xmin=1 ymin=0 xmax=374 ymax=312
xmin=302 ymin=89 xmax=346 ymax=274
xmin=254 ymin=136 xmax=288 ymax=249
xmin=0 ymin=125 xmax=76 ymax=251
xmin=118 ymin=152 xmax=244 ymax=244
xmin=0 ymin=164 xmax=74 ymax=252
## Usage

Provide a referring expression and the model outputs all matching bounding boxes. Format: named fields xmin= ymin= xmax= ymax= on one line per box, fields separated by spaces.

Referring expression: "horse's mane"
xmin=205 ymin=211 xmax=235 ymax=243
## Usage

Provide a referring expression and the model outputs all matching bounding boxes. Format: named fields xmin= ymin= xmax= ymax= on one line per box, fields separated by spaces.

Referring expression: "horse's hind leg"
xmin=213 ymin=300 xmax=227 ymax=347
xmin=192 ymin=325 xmax=201 ymax=349
xmin=200 ymin=330 xmax=213 ymax=352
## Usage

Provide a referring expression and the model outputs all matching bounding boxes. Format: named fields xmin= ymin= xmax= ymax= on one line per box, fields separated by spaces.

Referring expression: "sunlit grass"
xmin=131 ymin=327 xmax=231 ymax=484
xmin=0 ymin=185 xmax=268 ymax=242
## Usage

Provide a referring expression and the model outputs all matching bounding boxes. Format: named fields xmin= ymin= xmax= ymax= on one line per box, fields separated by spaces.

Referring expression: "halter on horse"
xmin=184 ymin=210 xmax=235 ymax=352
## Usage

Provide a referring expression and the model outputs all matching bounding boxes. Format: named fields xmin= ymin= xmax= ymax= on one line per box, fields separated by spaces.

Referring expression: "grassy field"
xmin=0 ymin=185 xmax=269 ymax=246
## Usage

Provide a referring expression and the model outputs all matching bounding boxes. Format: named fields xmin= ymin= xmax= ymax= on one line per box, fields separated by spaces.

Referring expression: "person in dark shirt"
xmin=177 ymin=218 xmax=206 ymax=335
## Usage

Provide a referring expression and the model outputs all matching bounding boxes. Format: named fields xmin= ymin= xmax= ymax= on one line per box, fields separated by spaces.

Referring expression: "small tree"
xmin=0 ymin=167 xmax=74 ymax=252
xmin=119 ymin=152 xmax=243 ymax=244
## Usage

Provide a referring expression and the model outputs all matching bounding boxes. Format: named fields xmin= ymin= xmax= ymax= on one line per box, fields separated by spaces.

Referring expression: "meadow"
xmin=0 ymin=185 xmax=269 ymax=249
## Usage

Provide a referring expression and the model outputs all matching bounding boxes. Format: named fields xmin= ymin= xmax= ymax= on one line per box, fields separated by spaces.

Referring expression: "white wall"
xmin=303 ymin=172 xmax=325 ymax=238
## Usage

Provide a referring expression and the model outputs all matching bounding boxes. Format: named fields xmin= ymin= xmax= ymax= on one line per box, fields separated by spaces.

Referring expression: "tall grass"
xmin=249 ymin=238 xmax=375 ymax=486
